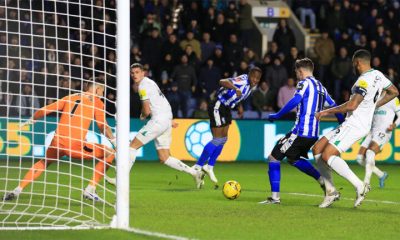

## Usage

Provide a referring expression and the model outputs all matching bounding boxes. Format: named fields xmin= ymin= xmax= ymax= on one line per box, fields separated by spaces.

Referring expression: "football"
xmin=222 ymin=180 xmax=241 ymax=200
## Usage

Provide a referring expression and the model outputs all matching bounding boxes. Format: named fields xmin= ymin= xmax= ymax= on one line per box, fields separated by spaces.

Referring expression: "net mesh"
xmin=0 ymin=0 xmax=118 ymax=228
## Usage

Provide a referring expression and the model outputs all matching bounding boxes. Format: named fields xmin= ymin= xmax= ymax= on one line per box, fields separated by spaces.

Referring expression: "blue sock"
xmin=196 ymin=141 xmax=217 ymax=166
xmin=268 ymin=161 xmax=281 ymax=192
xmin=292 ymin=159 xmax=321 ymax=181
xmin=208 ymin=144 xmax=224 ymax=166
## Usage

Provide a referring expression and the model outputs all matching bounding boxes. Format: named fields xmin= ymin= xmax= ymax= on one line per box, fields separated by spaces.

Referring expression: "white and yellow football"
xmin=222 ymin=180 xmax=241 ymax=200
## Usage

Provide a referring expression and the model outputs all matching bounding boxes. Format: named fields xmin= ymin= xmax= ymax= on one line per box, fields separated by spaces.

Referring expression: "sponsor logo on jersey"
xmin=374 ymin=109 xmax=387 ymax=115
xmin=296 ymin=82 xmax=304 ymax=90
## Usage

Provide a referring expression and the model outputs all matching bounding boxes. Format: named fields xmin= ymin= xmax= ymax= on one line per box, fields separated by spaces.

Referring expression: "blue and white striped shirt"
xmin=217 ymin=74 xmax=253 ymax=108
xmin=292 ymin=76 xmax=336 ymax=138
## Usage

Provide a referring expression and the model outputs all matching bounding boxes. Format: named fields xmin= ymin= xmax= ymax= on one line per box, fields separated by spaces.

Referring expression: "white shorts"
xmin=135 ymin=118 xmax=172 ymax=149
xmin=326 ymin=123 xmax=368 ymax=153
xmin=360 ymin=129 xmax=392 ymax=149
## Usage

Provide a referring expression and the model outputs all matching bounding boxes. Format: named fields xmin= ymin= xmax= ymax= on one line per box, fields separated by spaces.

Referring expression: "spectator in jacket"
xmin=273 ymin=19 xmax=296 ymax=56
xmin=180 ymin=31 xmax=201 ymax=60
xmin=314 ymin=31 xmax=335 ymax=84
xmin=330 ymin=47 xmax=352 ymax=100
xmin=200 ymin=32 xmax=216 ymax=63
xmin=252 ymin=81 xmax=275 ymax=114
xmin=264 ymin=57 xmax=288 ymax=97
xmin=192 ymin=99 xmax=209 ymax=119
xmin=199 ymin=58 xmax=222 ymax=99
xmin=171 ymin=54 xmax=197 ymax=117
xmin=238 ymin=0 xmax=253 ymax=47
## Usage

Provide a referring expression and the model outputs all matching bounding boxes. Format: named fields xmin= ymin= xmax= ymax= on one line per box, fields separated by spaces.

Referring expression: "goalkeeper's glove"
xmin=19 ymin=118 xmax=35 ymax=129
xmin=109 ymin=137 xmax=117 ymax=148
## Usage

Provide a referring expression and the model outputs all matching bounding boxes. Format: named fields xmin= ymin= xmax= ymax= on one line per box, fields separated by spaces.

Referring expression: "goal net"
xmin=0 ymin=0 xmax=130 ymax=229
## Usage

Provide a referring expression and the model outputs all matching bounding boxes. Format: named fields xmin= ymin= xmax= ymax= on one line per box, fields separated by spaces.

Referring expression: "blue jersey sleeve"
xmin=322 ymin=87 xmax=345 ymax=123
xmin=229 ymin=74 xmax=248 ymax=87
xmin=273 ymin=94 xmax=302 ymax=119
xmin=324 ymin=91 xmax=336 ymax=107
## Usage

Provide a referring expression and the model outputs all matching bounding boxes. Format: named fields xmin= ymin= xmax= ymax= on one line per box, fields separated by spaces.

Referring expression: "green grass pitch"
xmin=1 ymin=161 xmax=399 ymax=239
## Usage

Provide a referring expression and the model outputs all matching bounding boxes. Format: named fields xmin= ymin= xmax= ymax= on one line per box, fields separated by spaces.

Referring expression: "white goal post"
xmin=0 ymin=0 xmax=130 ymax=230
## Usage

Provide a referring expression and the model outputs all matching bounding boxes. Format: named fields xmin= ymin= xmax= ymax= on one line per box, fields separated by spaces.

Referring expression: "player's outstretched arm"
xmin=94 ymin=102 xmax=116 ymax=147
xmin=23 ymin=98 xmax=66 ymax=127
xmin=19 ymin=118 xmax=35 ymax=128
xmin=219 ymin=79 xmax=242 ymax=98
xmin=19 ymin=99 xmax=66 ymax=129
xmin=316 ymin=93 xmax=364 ymax=120
xmin=323 ymin=95 xmax=345 ymax=123
xmin=376 ymin=85 xmax=399 ymax=108
xmin=267 ymin=94 xmax=302 ymax=122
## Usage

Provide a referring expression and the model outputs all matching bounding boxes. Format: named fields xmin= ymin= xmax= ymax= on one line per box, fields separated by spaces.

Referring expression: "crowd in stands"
xmin=131 ymin=0 xmax=400 ymax=119
xmin=0 ymin=0 xmax=117 ymax=117
xmin=2 ymin=0 xmax=400 ymax=120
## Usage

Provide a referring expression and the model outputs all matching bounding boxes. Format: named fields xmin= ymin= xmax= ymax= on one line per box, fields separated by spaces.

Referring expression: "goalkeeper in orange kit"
xmin=3 ymin=78 xmax=116 ymax=202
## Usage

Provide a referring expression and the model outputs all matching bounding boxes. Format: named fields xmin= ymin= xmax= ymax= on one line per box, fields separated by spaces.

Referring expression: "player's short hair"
xmin=249 ymin=66 xmax=262 ymax=75
xmin=352 ymin=49 xmax=371 ymax=63
xmin=131 ymin=63 xmax=144 ymax=70
xmin=86 ymin=77 xmax=104 ymax=89
xmin=295 ymin=58 xmax=314 ymax=71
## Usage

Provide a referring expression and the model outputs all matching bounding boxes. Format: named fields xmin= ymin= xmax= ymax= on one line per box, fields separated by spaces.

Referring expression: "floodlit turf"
xmin=1 ymin=161 xmax=400 ymax=239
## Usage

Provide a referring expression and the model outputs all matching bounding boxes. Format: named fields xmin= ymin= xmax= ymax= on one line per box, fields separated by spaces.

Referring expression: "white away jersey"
xmin=346 ymin=69 xmax=392 ymax=130
xmin=371 ymin=97 xmax=400 ymax=131
xmin=138 ymin=77 xmax=173 ymax=120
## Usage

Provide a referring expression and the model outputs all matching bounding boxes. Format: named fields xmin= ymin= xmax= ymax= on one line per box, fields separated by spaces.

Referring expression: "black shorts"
xmin=208 ymin=100 xmax=232 ymax=128
xmin=271 ymin=132 xmax=318 ymax=161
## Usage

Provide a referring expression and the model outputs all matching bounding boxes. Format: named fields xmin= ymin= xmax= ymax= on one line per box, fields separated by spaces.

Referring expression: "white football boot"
xmin=192 ymin=169 xmax=205 ymax=189
xmin=258 ymin=197 xmax=281 ymax=204
xmin=354 ymin=183 xmax=370 ymax=208
xmin=83 ymin=187 xmax=102 ymax=202
xmin=319 ymin=191 xmax=341 ymax=208
xmin=202 ymin=164 xmax=219 ymax=189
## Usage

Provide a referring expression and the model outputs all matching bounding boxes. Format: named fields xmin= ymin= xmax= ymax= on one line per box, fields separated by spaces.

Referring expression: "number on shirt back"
xmin=317 ymin=90 xmax=325 ymax=112
xmin=373 ymin=90 xmax=379 ymax=103
xmin=70 ymin=100 xmax=81 ymax=115
xmin=158 ymin=89 xmax=165 ymax=98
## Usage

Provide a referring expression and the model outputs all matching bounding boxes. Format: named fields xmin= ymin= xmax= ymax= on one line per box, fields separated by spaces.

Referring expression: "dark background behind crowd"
xmin=1 ymin=0 xmax=400 ymax=119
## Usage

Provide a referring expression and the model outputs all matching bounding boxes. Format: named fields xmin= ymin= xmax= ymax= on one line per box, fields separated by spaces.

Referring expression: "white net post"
xmin=0 ymin=0 xmax=128 ymax=229
xmin=115 ymin=0 xmax=130 ymax=230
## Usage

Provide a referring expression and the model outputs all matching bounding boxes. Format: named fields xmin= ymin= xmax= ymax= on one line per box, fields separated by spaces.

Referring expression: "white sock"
xmin=373 ymin=166 xmax=384 ymax=178
xmin=164 ymin=157 xmax=195 ymax=175
xmin=364 ymin=150 xmax=376 ymax=184
xmin=356 ymin=154 xmax=365 ymax=166
xmin=272 ymin=192 xmax=280 ymax=200
xmin=315 ymin=154 xmax=336 ymax=195
xmin=13 ymin=186 xmax=22 ymax=195
xmin=129 ymin=147 xmax=137 ymax=171
xmin=206 ymin=164 xmax=214 ymax=170
xmin=327 ymin=155 xmax=363 ymax=191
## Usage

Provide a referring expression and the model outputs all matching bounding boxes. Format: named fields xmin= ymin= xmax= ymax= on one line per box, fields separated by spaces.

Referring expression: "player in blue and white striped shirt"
xmin=193 ymin=67 xmax=262 ymax=188
xmin=260 ymin=58 xmax=344 ymax=204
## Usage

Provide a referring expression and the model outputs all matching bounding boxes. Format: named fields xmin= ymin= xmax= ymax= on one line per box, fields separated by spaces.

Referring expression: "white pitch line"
xmin=286 ymin=192 xmax=400 ymax=205
xmin=0 ymin=226 xmax=194 ymax=240
xmin=127 ymin=227 xmax=194 ymax=240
